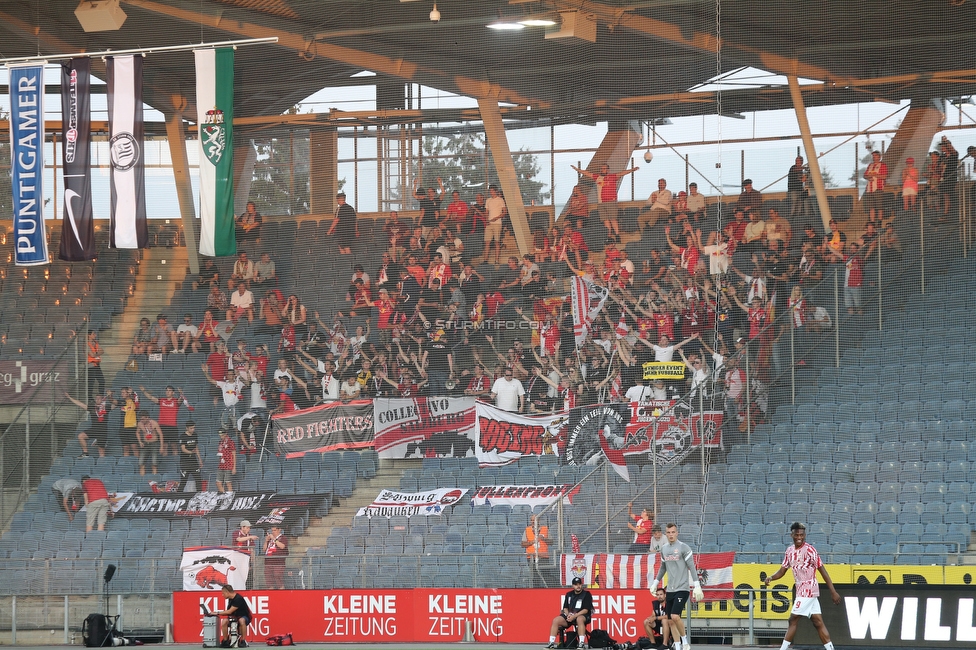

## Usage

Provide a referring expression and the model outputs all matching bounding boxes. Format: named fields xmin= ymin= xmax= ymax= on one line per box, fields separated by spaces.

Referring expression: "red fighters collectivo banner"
xmin=173 ymin=589 xmax=657 ymax=643
xmin=271 ymin=400 xmax=373 ymax=458
xmin=374 ymin=397 xmax=477 ymax=459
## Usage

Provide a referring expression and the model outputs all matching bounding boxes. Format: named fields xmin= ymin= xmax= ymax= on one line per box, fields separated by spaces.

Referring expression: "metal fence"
xmin=0 ymin=323 xmax=88 ymax=530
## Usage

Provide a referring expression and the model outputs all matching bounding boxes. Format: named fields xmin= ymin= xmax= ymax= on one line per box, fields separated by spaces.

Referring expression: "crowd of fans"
xmin=108 ymin=147 xmax=947 ymax=464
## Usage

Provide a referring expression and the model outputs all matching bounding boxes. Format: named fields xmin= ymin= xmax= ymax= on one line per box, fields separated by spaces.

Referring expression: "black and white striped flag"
xmin=106 ymin=55 xmax=148 ymax=249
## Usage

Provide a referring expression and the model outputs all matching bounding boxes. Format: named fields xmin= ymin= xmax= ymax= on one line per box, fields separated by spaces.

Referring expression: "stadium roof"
xmin=1 ymin=0 xmax=975 ymax=124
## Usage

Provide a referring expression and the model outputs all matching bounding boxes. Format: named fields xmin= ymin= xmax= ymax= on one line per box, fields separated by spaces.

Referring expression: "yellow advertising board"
xmin=692 ymin=563 xmax=974 ymax=619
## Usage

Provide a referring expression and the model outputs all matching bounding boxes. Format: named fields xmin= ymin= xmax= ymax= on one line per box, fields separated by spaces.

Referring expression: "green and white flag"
xmin=195 ymin=48 xmax=236 ymax=257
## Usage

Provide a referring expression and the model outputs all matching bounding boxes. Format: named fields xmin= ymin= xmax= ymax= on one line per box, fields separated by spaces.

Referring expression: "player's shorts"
xmin=791 ymin=596 xmax=822 ymax=618
xmin=665 ymin=590 xmax=689 ymax=617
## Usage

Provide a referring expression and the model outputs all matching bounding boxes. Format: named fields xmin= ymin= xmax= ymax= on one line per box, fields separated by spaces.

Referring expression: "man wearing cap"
xmin=863 ymin=151 xmax=888 ymax=224
xmin=735 ymin=179 xmax=763 ymax=217
xmin=547 ymin=576 xmax=594 ymax=648
xmin=327 ymin=192 xmax=358 ymax=255
xmin=787 ymin=157 xmax=807 ymax=218
xmin=764 ymin=522 xmax=841 ymax=650
xmin=649 ymin=523 xmax=704 ymax=650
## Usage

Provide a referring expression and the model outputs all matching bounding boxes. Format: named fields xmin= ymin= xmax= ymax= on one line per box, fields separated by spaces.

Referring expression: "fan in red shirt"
xmin=197 ymin=309 xmax=222 ymax=351
xmin=140 ymin=385 xmax=193 ymax=455
xmin=215 ymin=428 xmax=237 ymax=493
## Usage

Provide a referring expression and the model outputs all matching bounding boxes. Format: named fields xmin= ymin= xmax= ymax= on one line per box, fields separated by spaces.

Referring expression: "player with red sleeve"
xmin=764 ymin=523 xmax=841 ymax=650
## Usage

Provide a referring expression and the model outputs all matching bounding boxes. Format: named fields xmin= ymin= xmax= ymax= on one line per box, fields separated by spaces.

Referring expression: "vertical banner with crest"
xmin=106 ymin=55 xmax=149 ymax=249
xmin=195 ymin=47 xmax=237 ymax=258
xmin=8 ymin=64 xmax=48 ymax=266
xmin=60 ymin=58 xmax=96 ymax=261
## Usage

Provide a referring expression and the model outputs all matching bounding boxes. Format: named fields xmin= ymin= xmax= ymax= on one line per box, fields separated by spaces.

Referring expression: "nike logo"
xmin=65 ymin=188 xmax=84 ymax=247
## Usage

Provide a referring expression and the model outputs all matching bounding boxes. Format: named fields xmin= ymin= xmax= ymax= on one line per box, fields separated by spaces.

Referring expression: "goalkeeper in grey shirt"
xmin=649 ymin=523 xmax=703 ymax=650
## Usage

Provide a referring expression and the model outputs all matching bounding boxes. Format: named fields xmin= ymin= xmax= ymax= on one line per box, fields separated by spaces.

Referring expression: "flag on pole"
xmin=106 ymin=55 xmax=149 ymax=249
xmin=195 ymin=48 xmax=237 ymax=258
xmin=570 ymin=275 xmax=609 ymax=348
xmin=60 ymin=58 xmax=97 ymax=261
xmin=8 ymin=64 xmax=48 ymax=266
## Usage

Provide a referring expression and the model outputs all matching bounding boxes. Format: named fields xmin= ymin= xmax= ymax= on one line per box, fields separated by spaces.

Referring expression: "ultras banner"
xmin=59 ymin=57 xmax=96 ymax=262
xmin=180 ymin=546 xmax=250 ymax=591
xmin=470 ymin=484 xmax=579 ymax=508
xmin=271 ymin=400 xmax=374 ymax=458
xmin=474 ymin=402 xmax=564 ymax=467
xmin=374 ymin=397 xmax=477 ymax=459
xmin=564 ymin=400 xmax=723 ymax=475
xmin=8 ymin=64 xmax=48 ymax=266
xmin=112 ymin=490 xmax=328 ymax=524
xmin=356 ymin=487 xmax=468 ymax=518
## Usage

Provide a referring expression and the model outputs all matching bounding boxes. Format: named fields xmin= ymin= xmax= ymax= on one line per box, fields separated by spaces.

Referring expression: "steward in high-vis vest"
xmin=521 ymin=514 xmax=549 ymax=561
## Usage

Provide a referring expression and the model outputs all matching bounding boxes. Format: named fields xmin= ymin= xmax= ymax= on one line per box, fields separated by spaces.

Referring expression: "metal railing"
xmin=0 ymin=323 xmax=88 ymax=529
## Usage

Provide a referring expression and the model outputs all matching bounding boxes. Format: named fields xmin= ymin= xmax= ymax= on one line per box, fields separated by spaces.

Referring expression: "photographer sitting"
xmin=547 ymin=577 xmax=593 ymax=648
xmin=208 ymin=584 xmax=251 ymax=648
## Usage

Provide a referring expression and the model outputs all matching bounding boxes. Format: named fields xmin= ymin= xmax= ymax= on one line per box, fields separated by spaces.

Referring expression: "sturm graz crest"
xmin=202 ymin=106 xmax=227 ymax=166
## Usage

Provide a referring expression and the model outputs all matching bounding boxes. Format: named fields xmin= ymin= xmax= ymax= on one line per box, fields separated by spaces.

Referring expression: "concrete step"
xmin=99 ymin=247 xmax=189 ymax=382
xmin=289 ymin=460 xmax=418 ymax=557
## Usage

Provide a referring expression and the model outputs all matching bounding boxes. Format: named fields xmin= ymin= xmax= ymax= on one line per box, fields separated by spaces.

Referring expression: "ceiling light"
xmin=488 ymin=18 xmax=525 ymax=30
xmin=519 ymin=17 xmax=557 ymax=26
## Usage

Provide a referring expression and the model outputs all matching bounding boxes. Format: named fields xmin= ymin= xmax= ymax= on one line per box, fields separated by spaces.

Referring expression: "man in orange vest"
xmin=522 ymin=514 xmax=550 ymax=587
xmin=87 ymin=330 xmax=105 ymax=396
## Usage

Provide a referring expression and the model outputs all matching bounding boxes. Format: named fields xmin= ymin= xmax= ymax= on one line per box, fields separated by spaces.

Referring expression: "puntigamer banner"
xmin=356 ymin=487 xmax=468 ymax=518
xmin=8 ymin=64 xmax=48 ymax=266
xmin=272 ymin=400 xmax=374 ymax=458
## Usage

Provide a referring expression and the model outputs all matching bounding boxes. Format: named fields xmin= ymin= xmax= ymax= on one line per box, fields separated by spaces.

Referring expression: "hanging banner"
xmin=106 ymin=55 xmax=149 ymax=249
xmin=0 ymin=360 xmax=68 ymax=404
xmin=271 ymin=400 xmax=374 ymax=458
xmin=195 ymin=47 xmax=237 ymax=257
xmin=564 ymin=401 xmax=723 ymax=471
xmin=356 ymin=487 xmax=468 ymax=518
xmin=112 ymin=490 xmax=327 ymax=523
xmin=8 ymin=64 xmax=48 ymax=266
xmin=474 ymin=402 xmax=565 ymax=467
xmin=560 ymin=552 xmax=734 ymax=598
xmin=373 ymin=397 xmax=477 ymax=459
xmin=180 ymin=546 xmax=250 ymax=591
xmin=59 ymin=57 xmax=97 ymax=261
xmin=641 ymin=362 xmax=686 ymax=380
xmin=470 ymin=484 xmax=579 ymax=508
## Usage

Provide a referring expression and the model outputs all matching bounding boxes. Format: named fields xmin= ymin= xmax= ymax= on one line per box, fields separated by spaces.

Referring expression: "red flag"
xmin=571 ymin=534 xmax=580 ymax=554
